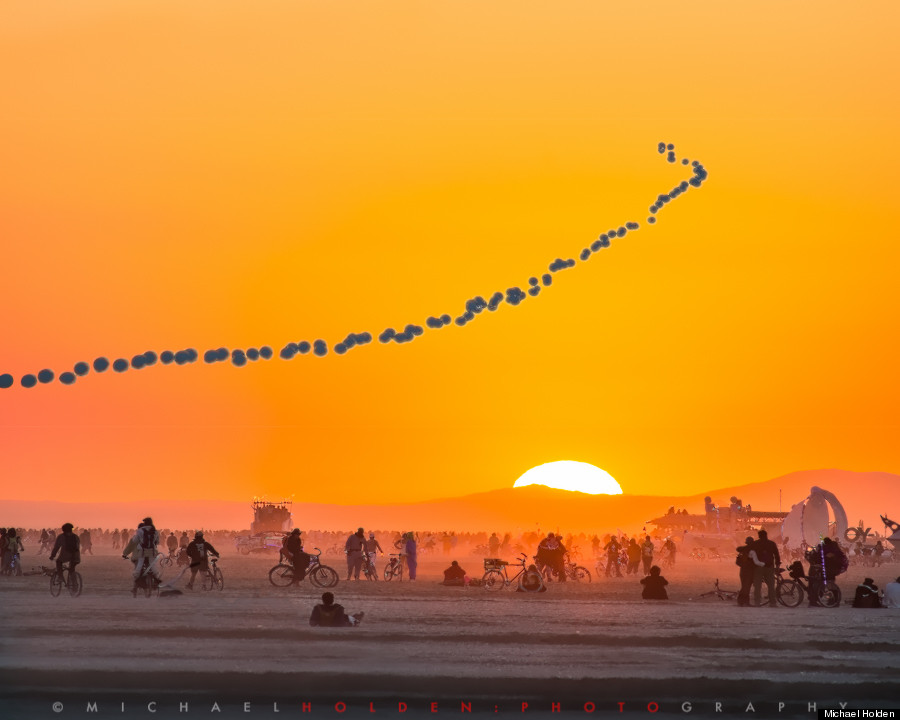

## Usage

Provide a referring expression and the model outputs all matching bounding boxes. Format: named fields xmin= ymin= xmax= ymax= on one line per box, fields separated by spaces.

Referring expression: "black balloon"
xmin=0 ymin=373 xmax=13 ymax=389
xmin=74 ymin=362 xmax=90 ymax=376
xmin=22 ymin=374 xmax=37 ymax=388
xmin=93 ymin=357 xmax=110 ymax=373
xmin=38 ymin=369 xmax=55 ymax=384
xmin=60 ymin=372 xmax=76 ymax=385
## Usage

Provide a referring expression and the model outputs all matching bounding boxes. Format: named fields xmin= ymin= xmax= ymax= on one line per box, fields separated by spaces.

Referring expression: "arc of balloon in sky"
xmin=0 ymin=142 xmax=708 ymax=391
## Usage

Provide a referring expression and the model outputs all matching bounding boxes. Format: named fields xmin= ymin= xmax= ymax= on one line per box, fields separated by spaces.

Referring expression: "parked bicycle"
xmin=482 ymin=554 xmax=544 ymax=592
xmin=753 ymin=562 xmax=840 ymax=608
xmin=50 ymin=562 xmax=83 ymax=598
xmin=268 ymin=547 xmax=339 ymax=588
xmin=383 ymin=554 xmax=404 ymax=581
xmin=698 ymin=578 xmax=739 ymax=601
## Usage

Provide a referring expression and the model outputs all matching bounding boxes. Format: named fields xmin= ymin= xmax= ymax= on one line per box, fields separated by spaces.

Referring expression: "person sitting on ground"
xmin=883 ymin=576 xmax=900 ymax=609
xmin=640 ymin=565 xmax=669 ymax=600
xmin=309 ymin=592 xmax=364 ymax=627
xmin=852 ymin=578 xmax=882 ymax=608
xmin=442 ymin=560 xmax=467 ymax=586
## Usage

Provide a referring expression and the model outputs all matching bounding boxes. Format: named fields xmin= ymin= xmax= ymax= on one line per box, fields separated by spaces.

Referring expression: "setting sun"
xmin=513 ymin=461 xmax=623 ymax=495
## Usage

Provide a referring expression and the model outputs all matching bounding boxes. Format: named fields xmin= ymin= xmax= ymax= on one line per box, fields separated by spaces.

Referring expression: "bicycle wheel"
xmin=50 ymin=572 xmax=63 ymax=597
xmin=213 ymin=567 xmax=224 ymax=591
xmin=384 ymin=563 xmax=398 ymax=581
xmin=776 ymin=579 xmax=802 ymax=607
xmin=518 ymin=569 xmax=545 ymax=593
xmin=159 ymin=555 xmax=173 ymax=569
xmin=572 ymin=566 xmax=591 ymax=583
xmin=311 ymin=565 xmax=339 ymax=588
xmin=268 ymin=564 xmax=295 ymax=587
xmin=68 ymin=571 xmax=83 ymax=598
xmin=817 ymin=582 xmax=841 ymax=608
xmin=482 ymin=569 xmax=505 ymax=591
xmin=144 ymin=576 xmax=160 ymax=598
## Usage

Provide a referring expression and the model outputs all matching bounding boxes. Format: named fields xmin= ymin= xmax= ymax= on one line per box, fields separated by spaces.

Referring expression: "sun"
xmin=513 ymin=461 xmax=623 ymax=495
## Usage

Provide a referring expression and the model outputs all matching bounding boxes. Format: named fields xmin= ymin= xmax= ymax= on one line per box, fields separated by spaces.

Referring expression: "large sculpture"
xmin=781 ymin=487 xmax=848 ymax=550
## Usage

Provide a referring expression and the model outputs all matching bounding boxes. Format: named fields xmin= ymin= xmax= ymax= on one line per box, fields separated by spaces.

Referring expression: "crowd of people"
xmin=4 ymin=519 xmax=900 ymax=613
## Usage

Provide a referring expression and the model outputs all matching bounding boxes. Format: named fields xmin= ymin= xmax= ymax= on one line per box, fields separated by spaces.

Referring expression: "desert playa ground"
xmin=1 ymin=549 xmax=898 ymax=719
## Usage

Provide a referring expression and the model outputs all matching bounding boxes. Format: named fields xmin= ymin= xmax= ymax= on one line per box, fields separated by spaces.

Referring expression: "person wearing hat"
xmin=185 ymin=531 xmax=220 ymax=590
xmin=345 ymin=527 xmax=366 ymax=581
xmin=852 ymin=578 xmax=882 ymax=608
xmin=283 ymin=529 xmax=309 ymax=585
xmin=49 ymin=523 xmax=81 ymax=578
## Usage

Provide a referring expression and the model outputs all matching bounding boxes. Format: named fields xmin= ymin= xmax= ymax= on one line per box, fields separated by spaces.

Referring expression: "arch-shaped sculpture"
xmin=781 ymin=486 xmax=848 ymax=550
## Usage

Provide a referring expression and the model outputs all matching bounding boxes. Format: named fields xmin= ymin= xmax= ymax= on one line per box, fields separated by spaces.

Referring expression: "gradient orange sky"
xmin=2 ymin=1 xmax=899 ymax=506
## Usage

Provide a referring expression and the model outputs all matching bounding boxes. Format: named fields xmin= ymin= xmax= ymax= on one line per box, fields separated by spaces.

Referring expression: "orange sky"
xmin=2 ymin=1 xmax=899 ymax=506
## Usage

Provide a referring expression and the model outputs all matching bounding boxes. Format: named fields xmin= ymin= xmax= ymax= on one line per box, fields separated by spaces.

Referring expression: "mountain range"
xmin=3 ymin=468 xmax=897 ymax=534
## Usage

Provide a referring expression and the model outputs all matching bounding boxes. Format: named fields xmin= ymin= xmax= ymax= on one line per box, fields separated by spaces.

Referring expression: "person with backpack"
xmin=49 ymin=523 xmax=81 ymax=576
xmin=749 ymin=529 xmax=780 ymax=607
xmin=806 ymin=537 xmax=846 ymax=607
xmin=185 ymin=531 xmax=220 ymax=590
xmin=735 ymin=536 xmax=756 ymax=607
xmin=122 ymin=517 xmax=161 ymax=597
xmin=852 ymin=578 xmax=882 ymax=608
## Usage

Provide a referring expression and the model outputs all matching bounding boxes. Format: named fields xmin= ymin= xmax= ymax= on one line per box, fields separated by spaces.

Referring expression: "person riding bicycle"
xmin=49 ymin=523 xmax=81 ymax=577
xmin=122 ymin=518 xmax=161 ymax=597
xmin=283 ymin=529 xmax=310 ymax=585
xmin=3 ymin=528 xmax=24 ymax=575
xmin=363 ymin=532 xmax=383 ymax=575
xmin=185 ymin=531 xmax=220 ymax=590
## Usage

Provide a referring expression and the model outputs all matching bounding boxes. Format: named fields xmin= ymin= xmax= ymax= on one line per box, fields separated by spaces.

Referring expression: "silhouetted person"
xmin=604 ymin=537 xmax=622 ymax=577
xmin=852 ymin=578 xmax=882 ymax=608
xmin=626 ymin=538 xmax=642 ymax=575
xmin=442 ymin=560 xmax=467 ymax=586
xmin=79 ymin=529 xmax=93 ymax=556
xmin=806 ymin=537 xmax=845 ymax=607
xmin=50 ymin=523 xmax=81 ymax=576
xmin=640 ymin=565 xmax=669 ymax=600
xmin=405 ymin=532 xmax=418 ymax=580
xmin=750 ymin=529 xmax=780 ymax=607
xmin=309 ymin=592 xmax=364 ymax=627
xmin=641 ymin=536 xmax=654 ymax=575
xmin=735 ymin=536 xmax=755 ymax=607
xmin=345 ymin=528 xmax=366 ymax=580
xmin=185 ymin=531 xmax=220 ymax=590
xmin=283 ymin=529 xmax=309 ymax=585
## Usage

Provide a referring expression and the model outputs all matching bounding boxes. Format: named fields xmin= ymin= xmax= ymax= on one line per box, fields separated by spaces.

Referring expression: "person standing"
xmin=122 ymin=518 xmax=160 ymax=597
xmin=626 ymin=538 xmax=642 ymax=576
xmin=405 ymin=532 xmax=418 ymax=581
xmin=883 ymin=576 xmax=900 ymax=609
xmin=604 ymin=536 xmax=622 ymax=577
xmin=363 ymin=531 xmax=383 ymax=577
xmin=750 ymin=529 xmax=780 ymax=607
xmin=166 ymin=531 xmax=178 ymax=558
xmin=641 ymin=536 xmax=655 ymax=575
xmin=79 ymin=528 xmax=93 ymax=556
xmin=735 ymin=536 xmax=755 ymax=607
xmin=345 ymin=527 xmax=366 ymax=580
xmin=185 ymin=531 xmax=220 ymax=590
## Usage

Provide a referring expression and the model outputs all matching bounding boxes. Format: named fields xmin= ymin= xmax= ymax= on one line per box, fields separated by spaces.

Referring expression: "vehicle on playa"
xmin=234 ymin=499 xmax=293 ymax=555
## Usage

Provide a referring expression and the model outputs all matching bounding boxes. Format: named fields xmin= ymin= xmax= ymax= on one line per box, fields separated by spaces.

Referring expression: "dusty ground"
xmin=1 ymin=548 xmax=898 ymax=719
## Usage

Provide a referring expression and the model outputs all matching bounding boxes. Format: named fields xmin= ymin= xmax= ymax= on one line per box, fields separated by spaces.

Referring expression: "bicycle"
xmin=133 ymin=557 xmax=161 ymax=598
xmin=482 ymin=554 xmax=544 ymax=592
xmin=50 ymin=562 xmax=83 ymax=598
xmin=363 ymin=552 xmax=380 ymax=581
xmin=158 ymin=549 xmax=179 ymax=569
xmin=200 ymin=556 xmax=224 ymax=591
xmin=698 ymin=578 xmax=739 ymax=601
xmin=564 ymin=553 xmax=591 ymax=583
xmin=3 ymin=552 xmax=23 ymax=577
xmin=268 ymin=547 xmax=339 ymax=588
xmin=383 ymin=554 xmax=404 ymax=581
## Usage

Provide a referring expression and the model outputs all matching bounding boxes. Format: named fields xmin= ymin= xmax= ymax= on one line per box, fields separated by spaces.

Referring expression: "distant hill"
xmin=2 ymin=469 xmax=897 ymax=533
